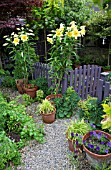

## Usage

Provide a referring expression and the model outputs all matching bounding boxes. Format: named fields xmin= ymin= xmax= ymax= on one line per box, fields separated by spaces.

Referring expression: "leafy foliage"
xmin=54 ymin=86 xmax=80 ymax=118
xmin=37 ymin=99 xmax=55 ymax=114
xmin=66 ymin=119 xmax=91 ymax=140
xmin=78 ymin=96 xmax=104 ymax=128
xmin=33 ymin=77 xmax=49 ymax=97
xmin=0 ymin=91 xmax=45 ymax=169
xmin=0 ymin=131 xmax=21 ymax=170
xmin=101 ymin=99 xmax=111 ymax=132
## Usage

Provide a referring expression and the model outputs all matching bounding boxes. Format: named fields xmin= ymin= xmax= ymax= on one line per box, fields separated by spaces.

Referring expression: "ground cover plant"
xmin=0 ymin=91 xmax=45 ymax=169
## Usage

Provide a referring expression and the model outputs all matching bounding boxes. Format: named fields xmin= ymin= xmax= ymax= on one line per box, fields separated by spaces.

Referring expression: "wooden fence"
xmin=33 ymin=62 xmax=111 ymax=100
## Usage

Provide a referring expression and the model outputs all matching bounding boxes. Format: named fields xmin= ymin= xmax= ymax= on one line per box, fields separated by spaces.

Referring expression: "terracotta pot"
xmin=83 ymin=130 xmax=111 ymax=168
xmin=67 ymin=138 xmax=75 ymax=152
xmin=23 ymin=84 xmax=38 ymax=98
xmin=15 ymin=79 xmax=25 ymax=94
xmin=46 ymin=94 xmax=62 ymax=101
xmin=66 ymin=133 xmax=82 ymax=153
xmin=41 ymin=108 xmax=56 ymax=124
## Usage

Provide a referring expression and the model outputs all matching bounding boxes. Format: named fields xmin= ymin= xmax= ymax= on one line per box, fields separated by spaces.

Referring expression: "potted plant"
xmin=103 ymin=65 xmax=111 ymax=72
xmin=83 ymin=130 xmax=111 ymax=169
xmin=47 ymin=21 xmax=86 ymax=96
xmin=74 ymin=59 xmax=81 ymax=69
xmin=23 ymin=84 xmax=38 ymax=98
xmin=3 ymin=26 xmax=39 ymax=94
xmin=66 ymin=119 xmax=91 ymax=152
xmin=37 ymin=99 xmax=56 ymax=124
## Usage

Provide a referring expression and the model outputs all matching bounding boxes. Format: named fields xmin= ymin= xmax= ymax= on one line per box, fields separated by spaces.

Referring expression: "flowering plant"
xmin=47 ymin=21 xmax=85 ymax=94
xmin=3 ymin=27 xmax=39 ymax=81
xmin=66 ymin=119 xmax=91 ymax=146
xmin=83 ymin=130 xmax=111 ymax=155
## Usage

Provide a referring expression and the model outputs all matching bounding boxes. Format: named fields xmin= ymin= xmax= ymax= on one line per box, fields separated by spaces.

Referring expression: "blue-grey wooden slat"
xmin=78 ymin=66 xmax=82 ymax=97
xmin=92 ymin=65 xmax=98 ymax=96
xmin=103 ymin=82 xmax=110 ymax=99
xmin=89 ymin=65 xmax=94 ymax=96
xmin=82 ymin=65 xmax=87 ymax=99
xmin=74 ymin=68 xmax=78 ymax=93
xmin=85 ymin=65 xmax=91 ymax=98
xmin=97 ymin=79 xmax=104 ymax=100
xmin=69 ymin=70 xmax=73 ymax=87
xmin=62 ymin=72 xmax=68 ymax=94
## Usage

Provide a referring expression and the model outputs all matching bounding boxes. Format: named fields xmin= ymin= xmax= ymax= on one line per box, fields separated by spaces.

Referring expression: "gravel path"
xmin=17 ymin=118 xmax=75 ymax=170
xmin=0 ymin=87 xmax=93 ymax=170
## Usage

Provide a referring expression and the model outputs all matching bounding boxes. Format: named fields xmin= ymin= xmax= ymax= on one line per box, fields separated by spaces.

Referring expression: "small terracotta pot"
xmin=67 ymin=138 xmax=75 ymax=152
xmin=66 ymin=133 xmax=82 ymax=153
xmin=41 ymin=108 xmax=56 ymax=124
xmin=83 ymin=130 xmax=111 ymax=168
xmin=46 ymin=94 xmax=62 ymax=101
xmin=23 ymin=84 xmax=38 ymax=98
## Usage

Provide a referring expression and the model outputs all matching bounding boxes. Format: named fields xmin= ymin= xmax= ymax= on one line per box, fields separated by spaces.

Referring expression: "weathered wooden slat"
xmin=92 ymin=65 xmax=98 ymax=96
xmin=78 ymin=66 xmax=82 ymax=96
xmin=62 ymin=72 xmax=68 ymax=94
xmin=81 ymin=65 xmax=87 ymax=99
xmin=74 ymin=68 xmax=78 ymax=93
xmin=97 ymin=79 xmax=104 ymax=100
xmin=69 ymin=70 xmax=74 ymax=87
xmin=89 ymin=65 xmax=94 ymax=96
xmin=104 ymin=82 xmax=110 ymax=99
xmin=85 ymin=65 xmax=91 ymax=98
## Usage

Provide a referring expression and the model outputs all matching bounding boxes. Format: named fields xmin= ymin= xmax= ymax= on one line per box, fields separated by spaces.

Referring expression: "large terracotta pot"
xmin=23 ymin=84 xmax=38 ymax=98
xmin=41 ymin=108 xmax=56 ymax=124
xmin=83 ymin=130 xmax=111 ymax=168
xmin=15 ymin=79 xmax=25 ymax=94
xmin=45 ymin=94 xmax=62 ymax=101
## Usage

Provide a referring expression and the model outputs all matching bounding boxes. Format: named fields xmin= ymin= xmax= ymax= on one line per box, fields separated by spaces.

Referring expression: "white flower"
xmin=60 ymin=23 xmax=64 ymax=29
xmin=3 ymin=35 xmax=8 ymax=38
xmin=6 ymin=38 xmax=10 ymax=41
xmin=29 ymin=29 xmax=33 ymax=32
xmin=21 ymin=52 xmax=24 ymax=57
xmin=27 ymin=33 xmax=34 ymax=36
xmin=11 ymin=32 xmax=15 ymax=35
xmin=80 ymin=26 xmax=86 ymax=29
xmin=16 ymin=28 xmax=20 ymax=30
xmin=14 ymin=34 xmax=18 ymax=38
xmin=3 ymin=43 xmax=8 ymax=46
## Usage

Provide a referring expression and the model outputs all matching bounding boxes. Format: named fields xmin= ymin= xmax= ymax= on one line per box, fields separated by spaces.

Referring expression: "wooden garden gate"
xmin=34 ymin=63 xmax=105 ymax=99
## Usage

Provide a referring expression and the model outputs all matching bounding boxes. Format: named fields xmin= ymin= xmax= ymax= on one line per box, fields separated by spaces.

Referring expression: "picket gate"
xmin=33 ymin=62 xmax=111 ymax=100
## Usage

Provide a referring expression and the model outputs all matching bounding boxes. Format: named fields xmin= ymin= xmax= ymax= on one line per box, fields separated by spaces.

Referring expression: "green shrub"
xmin=78 ymin=96 xmax=104 ymax=128
xmin=0 ymin=131 xmax=21 ymax=170
xmin=54 ymin=86 xmax=80 ymax=118
xmin=0 ymin=92 xmax=45 ymax=169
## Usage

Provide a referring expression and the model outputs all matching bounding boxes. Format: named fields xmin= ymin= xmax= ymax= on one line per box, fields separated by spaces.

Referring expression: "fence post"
xmin=97 ymin=72 xmax=110 ymax=100
xmin=100 ymin=72 xmax=109 ymax=83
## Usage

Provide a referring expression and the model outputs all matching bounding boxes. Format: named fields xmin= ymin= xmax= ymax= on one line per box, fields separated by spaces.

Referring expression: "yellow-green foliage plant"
xmin=101 ymin=102 xmax=111 ymax=132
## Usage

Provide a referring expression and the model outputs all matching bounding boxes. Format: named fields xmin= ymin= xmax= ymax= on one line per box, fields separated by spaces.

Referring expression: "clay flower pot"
xmin=23 ymin=84 xmax=38 ymax=98
xmin=15 ymin=79 xmax=25 ymax=94
xmin=41 ymin=108 xmax=56 ymax=124
xmin=83 ymin=130 xmax=111 ymax=168
xmin=45 ymin=94 xmax=62 ymax=101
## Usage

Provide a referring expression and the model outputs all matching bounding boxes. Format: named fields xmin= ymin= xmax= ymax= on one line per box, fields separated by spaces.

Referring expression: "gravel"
xmin=0 ymin=87 xmax=93 ymax=170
